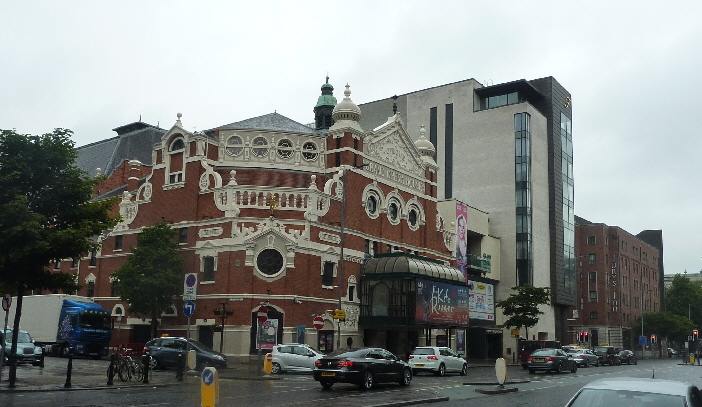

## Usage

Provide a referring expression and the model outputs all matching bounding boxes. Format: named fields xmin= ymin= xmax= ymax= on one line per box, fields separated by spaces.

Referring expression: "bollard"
xmin=176 ymin=351 xmax=184 ymax=381
xmin=142 ymin=354 xmax=150 ymax=384
xmin=107 ymin=353 xmax=116 ymax=385
xmin=64 ymin=347 xmax=73 ymax=388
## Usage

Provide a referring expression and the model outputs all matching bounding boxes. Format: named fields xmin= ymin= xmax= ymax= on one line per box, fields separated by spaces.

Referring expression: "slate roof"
xmin=216 ymin=112 xmax=318 ymax=134
xmin=75 ymin=122 xmax=166 ymax=177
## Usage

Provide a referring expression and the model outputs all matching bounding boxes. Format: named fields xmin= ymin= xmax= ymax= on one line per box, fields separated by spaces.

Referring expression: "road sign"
xmin=183 ymin=273 xmax=197 ymax=301
xmin=639 ymin=335 xmax=648 ymax=346
xmin=333 ymin=309 xmax=346 ymax=320
xmin=257 ymin=306 xmax=268 ymax=323
xmin=1 ymin=294 xmax=11 ymax=312
xmin=200 ymin=367 xmax=218 ymax=407
xmin=183 ymin=301 xmax=196 ymax=317
xmin=313 ymin=316 xmax=324 ymax=330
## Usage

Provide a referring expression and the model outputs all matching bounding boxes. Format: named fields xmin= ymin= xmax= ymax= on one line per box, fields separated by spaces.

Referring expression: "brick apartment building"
xmin=574 ymin=216 xmax=662 ymax=349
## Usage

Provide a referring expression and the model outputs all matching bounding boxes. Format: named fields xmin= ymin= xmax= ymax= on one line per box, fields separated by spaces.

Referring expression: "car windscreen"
xmin=411 ymin=348 xmax=436 ymax=355
xmin=569 ymin=389 xmax=685 ymax=407
xmin=593 ymin=347 xmax=609 ymax=352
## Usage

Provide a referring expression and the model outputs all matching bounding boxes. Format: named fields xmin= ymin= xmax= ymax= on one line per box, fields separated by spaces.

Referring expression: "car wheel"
xmin=435 ymin=363 xmax=446 ymax=377
xmin=360 ymin=370 xmax=374 ymax=390
xmin=595 ymin=359 xmax=599 ymax=367
xmin=271 ymin=362 xmax=281 ymax=374
xmin=528 ymin=369 xmax=535 ymax=374
xmin=460 ymin=363 xmax=467 ymax=376
xmin=556 ymin=362 xmax=563 ymax=373
xmin=584 ymin=359 xmax=589 ymax=368
xmin=149 ymin=357 xmax=160 ymax=370
xmin=320 ymin=381 xmax=334 ymax=389
xmin=571 ymin=362 xmax=577 ymax=373
xmin=522 ymin=364 xmax=528 ymax=370
xmin=399 ymin=368 xmax=412 ymax=386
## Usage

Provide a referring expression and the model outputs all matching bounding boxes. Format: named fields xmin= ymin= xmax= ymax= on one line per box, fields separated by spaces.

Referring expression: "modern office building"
xmin=359 ymin=77 xmax=575 ymax=347
xmin=574 ymin=216 xmax=661 ymax=349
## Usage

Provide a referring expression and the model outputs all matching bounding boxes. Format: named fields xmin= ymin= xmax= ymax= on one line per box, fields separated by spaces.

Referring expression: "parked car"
xmin=408 ymin=346 xmax=467 ymax=376
xmin=619 ymin=349 xmax=638 ymax=365
xmin=270 ymin=343 xmax=323 ymax=373
xmin=668 ymin=347 xmax=679 ymax=357
xmin=593 ymin=346 xmax=621 ymax=366
xmin=144 ymin=337 xmax=226 ymax=370
xmin=565 ymin=377 xmax=702 ymax=407
xmin=313 ymin=347 xmax=412 ymax=390
xmin=567 ymin=348 xmax=600 ymax=367
xmin=1 ymin=329 xmax=44 ymax=367
xmin=526 ymin=348 xmax=578 ymax=374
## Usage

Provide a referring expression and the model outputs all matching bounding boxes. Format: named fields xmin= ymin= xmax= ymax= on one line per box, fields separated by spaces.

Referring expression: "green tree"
xmin=111 ymin=221 xmax=183 ymax=339
xmin=496 ymin=285 xmax=551 ymax=339
xmin=665 ymin=274 xmax=702 ymax=326
xmin=0 ymin=128 xmax=118 ymax=386
xmin=639 ymin=312 xmax=695 ymax=345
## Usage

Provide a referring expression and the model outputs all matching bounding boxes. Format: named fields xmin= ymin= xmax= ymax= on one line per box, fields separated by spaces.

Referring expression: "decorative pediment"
xmin=366 ymin=114 xmax=425 ymax=177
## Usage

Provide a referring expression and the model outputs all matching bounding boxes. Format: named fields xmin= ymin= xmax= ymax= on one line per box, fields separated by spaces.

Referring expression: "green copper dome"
xmin=315 ymin=76 xmax=337 ymax=107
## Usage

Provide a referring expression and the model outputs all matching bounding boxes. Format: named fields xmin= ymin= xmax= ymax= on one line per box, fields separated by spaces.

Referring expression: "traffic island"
xmin=475 ymin=385 xmax=518 ymax=394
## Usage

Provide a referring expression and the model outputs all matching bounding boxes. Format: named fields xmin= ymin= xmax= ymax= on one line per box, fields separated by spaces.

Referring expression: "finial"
xmin=392 ymin=95 xmax=399 ymax=115
xmin=420 ymin=125 xmax=426 ymax=138
xmin=326 ymin=75 xmax=329 ymax=84
xmin=344 ymin=84 xmax=351 ymax=98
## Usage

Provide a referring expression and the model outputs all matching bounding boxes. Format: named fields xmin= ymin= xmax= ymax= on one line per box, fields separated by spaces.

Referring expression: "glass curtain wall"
xmin=515 ymin=113 xmax=532 ymax=285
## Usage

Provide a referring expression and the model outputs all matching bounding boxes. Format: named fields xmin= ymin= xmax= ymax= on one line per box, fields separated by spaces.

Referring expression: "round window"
xmin=277 ymin=139 xmax=294 ymax=159
xmin=256 ymin=248 xmax=284 ymax=276
xmin=226 ymin=136 xmax=244 ymax=156
xmin=388 ymin=202 xmax=399 ymax=221
xmin=252 ymin=136 xmax=269 ymax=157
xmin=170 ymin=138 xmax=185 ymax=151
xmin=302 ymin=142 xmax=318 ymax=161
xmin=366 ymin=195 xmax=378 ymax=215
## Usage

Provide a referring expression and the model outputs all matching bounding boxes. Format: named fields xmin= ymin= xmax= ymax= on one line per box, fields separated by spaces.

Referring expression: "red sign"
xmin=313 ymin=316 xmax=324 ymax=330
xmin=1 ymin=293 xmax=11 ymax=312
xmin=265 ymin=353 xmax=272 ymax=362
xmin=257 ymin=306 xmax=268 ymax=323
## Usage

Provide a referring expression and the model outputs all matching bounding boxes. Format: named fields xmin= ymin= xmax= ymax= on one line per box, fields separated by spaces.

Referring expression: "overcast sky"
xmin=3 ymin=1 xmax=701 ymax=277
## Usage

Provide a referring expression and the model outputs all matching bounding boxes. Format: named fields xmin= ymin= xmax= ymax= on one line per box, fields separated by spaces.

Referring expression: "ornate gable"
xmin=366 ymin=114 xmax=425 ymax=177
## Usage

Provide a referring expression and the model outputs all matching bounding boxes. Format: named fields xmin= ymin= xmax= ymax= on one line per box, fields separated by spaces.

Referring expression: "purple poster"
xmin=415 ymin=279 xmax=469 ymax=326
xmin=456 ymin=202 xmax=468 ymax=283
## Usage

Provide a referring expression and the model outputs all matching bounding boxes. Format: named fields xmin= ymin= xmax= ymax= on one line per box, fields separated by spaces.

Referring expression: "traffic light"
xmin=584 ymin=332 xmax=589 ymax=342
xmin=577 ymin=332 xmax=583 ymax=341
xmin=694 ymin=330 xmax=699 ymax=341
xmin=651 ymin=334 xmax=656 ymax=344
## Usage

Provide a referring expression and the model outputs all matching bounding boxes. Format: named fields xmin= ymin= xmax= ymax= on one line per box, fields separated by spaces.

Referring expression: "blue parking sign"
xmin=639 ymin=335 xmax=648 ymax=346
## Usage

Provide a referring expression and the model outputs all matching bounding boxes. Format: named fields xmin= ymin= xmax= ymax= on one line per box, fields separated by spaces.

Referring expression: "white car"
xmin=270 ymin=344 xmax=323 ymax=374
xmin=408 ymin=346 xmax=467 ymax=376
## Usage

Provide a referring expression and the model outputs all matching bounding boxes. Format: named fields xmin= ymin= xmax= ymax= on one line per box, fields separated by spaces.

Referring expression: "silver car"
xmin=1 ymin=329 xmax=44 ymax=367
xmin=565 ymin=377 xmax=702 ymax=407
xmin=567 ymin=349 xmax=600 ymax=367
xmin=270 ymin=343 xmax=323 ymax=374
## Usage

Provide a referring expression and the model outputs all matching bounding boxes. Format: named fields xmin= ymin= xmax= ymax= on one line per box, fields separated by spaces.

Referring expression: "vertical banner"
xmin=456 ymin=202 xmax=468 ymax=283
xmin=456 ymin=329 xmax=466 ymax=354
xmin=296 ymin=325 xmax=306 ymax=344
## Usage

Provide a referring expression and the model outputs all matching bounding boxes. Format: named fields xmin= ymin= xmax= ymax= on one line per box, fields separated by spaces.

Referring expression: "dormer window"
xmin=170 ymin=138 xmax=185 ymax=151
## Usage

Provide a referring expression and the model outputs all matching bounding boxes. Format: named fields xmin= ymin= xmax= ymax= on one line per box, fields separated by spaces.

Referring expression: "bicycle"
xmin=118 ymin=354 xmax=144 ymax=382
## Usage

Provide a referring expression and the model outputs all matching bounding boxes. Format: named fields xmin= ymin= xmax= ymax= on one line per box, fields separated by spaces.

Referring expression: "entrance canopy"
xmin=363 ymin=253 xmax=464 ymax=283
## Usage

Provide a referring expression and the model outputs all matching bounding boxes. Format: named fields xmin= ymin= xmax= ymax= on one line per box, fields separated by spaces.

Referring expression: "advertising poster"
xmin=257 ymin=319 xmax=278 ymax=350
xmin=456 ymin=329 xmax=465 ymax=354
xmin=456 ymin=202 xmax=468 ymax=283
xmin=296 ymin=325 xmax=306 ymax=344
xmin=468 ymin=280 xmax=495 ymax=321
xmin=415 ymin=279 xmax=469 ymax=326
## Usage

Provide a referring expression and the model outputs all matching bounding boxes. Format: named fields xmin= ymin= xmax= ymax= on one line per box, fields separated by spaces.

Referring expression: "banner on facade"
xmin=456 ymin=202 xmax=468 ymax=283
xmin=468 ymin=280 xmax=495 ymax=321
xmin=415 ymin=279 xmax=469 ymax=326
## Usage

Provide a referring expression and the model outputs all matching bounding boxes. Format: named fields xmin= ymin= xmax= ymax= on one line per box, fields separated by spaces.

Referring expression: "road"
xmin=1 ymin=357 xmax=699 ymax=407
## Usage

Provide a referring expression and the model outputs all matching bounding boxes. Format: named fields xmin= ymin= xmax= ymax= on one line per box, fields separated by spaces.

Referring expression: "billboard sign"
xmin=468 ymin=280 xmax=494 ymax=321
xmin=415 ymin=279 xmax=469 ymax=326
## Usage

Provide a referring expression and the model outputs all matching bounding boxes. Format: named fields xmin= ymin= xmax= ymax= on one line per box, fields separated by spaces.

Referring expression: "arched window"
xmin=170 ymin=138 xmax=185 ymax=151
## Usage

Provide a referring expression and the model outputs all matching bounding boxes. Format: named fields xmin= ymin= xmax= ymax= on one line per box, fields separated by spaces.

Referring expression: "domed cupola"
xmin=332 ymin=84 xmax=361 ymax=123
xmin=415 ymin=125 xmax=435 ymax=158
xmin=314 ymin=76 xmax=337 ymax=130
